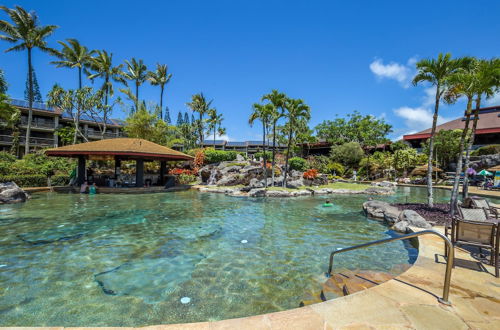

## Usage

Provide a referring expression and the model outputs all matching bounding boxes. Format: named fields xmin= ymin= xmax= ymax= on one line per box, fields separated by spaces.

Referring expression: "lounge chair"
xmin=457 ymin=206 xmax=489 ymax=221
xmin=450 ymin=218 xmax=499 ymax=277
xmin=469 ymin=197 xmax=499 ymax=219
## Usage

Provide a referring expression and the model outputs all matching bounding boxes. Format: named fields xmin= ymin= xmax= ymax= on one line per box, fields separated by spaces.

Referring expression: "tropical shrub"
xmin=254 ymin=151 xmax=272 ymax=160
xmin=51 ymin=174 xmax=70 ymax=186
xmin=471 ymin=144 xmax=500 ymax=156
xmin=169 ymin=168 xmax=198 ymax=176
xmin=289 ymin=157 xmax=308 ymax=171
xmin=194 ymin=149 xmax=205 ymax=168
xmin=330 ymin=142 xmax=364 ymax=168
xmin=303 ymin=168 xmax=318 ymax=180
xmin=177 ymin=174 xmax=197 ymax=184
xmin=0 ymin=174 xmax=47 ymax=187
xmin=328 ymin=162 xmax=345 ymax=176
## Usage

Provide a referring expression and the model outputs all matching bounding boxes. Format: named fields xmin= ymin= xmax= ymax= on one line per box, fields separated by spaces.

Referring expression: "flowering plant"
xmin=303 ymin=168 xmax=318 ymax=180
xmin=169 ymin=168 xmax=198 ymax=176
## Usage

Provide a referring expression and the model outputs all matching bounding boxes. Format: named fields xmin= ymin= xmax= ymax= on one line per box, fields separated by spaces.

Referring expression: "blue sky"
xmin=1 ymin=0 xmax=499 ymax=141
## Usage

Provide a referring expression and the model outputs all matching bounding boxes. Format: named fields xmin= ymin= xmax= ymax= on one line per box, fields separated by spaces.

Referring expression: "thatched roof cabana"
xmin=45 ymin=138 xmax=193 ymax=187
xmin=45 ymin=138 xmax=193 ymax=161
xmin=410 ymin=165 xmax=443 ymax=176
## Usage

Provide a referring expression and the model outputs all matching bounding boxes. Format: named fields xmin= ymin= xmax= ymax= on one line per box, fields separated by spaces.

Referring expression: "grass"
xmin=265 ymin=182 xmax=371 ymax=191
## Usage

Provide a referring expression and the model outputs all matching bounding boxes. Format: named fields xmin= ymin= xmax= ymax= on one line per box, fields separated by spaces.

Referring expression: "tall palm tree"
xmin=0 ymin=5 xmax=58 ymax=155
xmin=462 ymin=58 xmax=500 ymax=198
xmin=207 ymin=108 xmax=223 ymax=146
xmin=262 ymin=90 xmax=286 ymax=186
xmin=50 ymin=38 xmax=94 ymax=89
xmin=281 ymin=98 xmax=311 ymax=187
xmin=412 ymin=53 xmax=462 ymax=207
xmin=444 ymin=57 xmax=477 ymax=215
xmin=249 ymin=103 xmax=273 ymax=188
xmin=123 ymin=58 xmax=147 ymax=112
xmin=87 ymin=50 xmax=125 ymax=107
xmin=187 ymin=93 xmax=212 ymax=146
xmin=148 ymin=63 xmax=172 ymax=119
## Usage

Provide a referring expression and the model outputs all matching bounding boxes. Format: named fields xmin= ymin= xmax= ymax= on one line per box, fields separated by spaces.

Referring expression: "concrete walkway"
xmin=398 ymin=183 xmax=500 ymax=199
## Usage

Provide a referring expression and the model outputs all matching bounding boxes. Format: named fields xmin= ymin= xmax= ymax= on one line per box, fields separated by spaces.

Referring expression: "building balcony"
xmin=87 ymin=131 xmax=124 ymax=140
xmin=20 ymin=119 xmax=56 ymax=130
xmin=0 ymin=134 xmax=55 ymax=146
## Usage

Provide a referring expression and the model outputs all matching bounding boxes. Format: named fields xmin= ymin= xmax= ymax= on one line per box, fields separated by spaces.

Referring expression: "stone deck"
xmin=6 ymin=227 xmax=500 ymax=329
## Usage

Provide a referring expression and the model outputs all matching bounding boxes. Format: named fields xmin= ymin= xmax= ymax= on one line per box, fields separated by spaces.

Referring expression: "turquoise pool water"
xmin=0 ymin=187 xmax=481 ymax=326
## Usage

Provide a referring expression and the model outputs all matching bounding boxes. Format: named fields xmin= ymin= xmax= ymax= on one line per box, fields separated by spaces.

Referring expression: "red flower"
xmin=303 ymin=169 xmax=318 ymax=180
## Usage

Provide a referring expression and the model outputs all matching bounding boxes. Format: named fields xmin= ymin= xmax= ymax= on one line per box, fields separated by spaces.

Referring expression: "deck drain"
xmin=180 ymin=297 xmax=191 ymax=304
xmin=241 ymin=240 xmax=248 ymax=244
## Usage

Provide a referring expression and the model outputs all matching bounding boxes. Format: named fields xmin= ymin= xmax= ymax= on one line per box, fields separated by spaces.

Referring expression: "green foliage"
xmin=51 ymin=174 xmax=70 ymax=186
xmin=328 ymin=162 xmax=345 ymax=176
xmin=0 ymin=151 xmax=16 ymax=162
xmin=203 ymin=148 xmax=243 ymax=164
xmin=422 ymin=129 xmax=464 ymax=169
xmin=55 ymin=126 xmax=75 ymax=145
xmin=254 ymin=151 xmax=272 ymax=160
xmin=289 ymin=157 xmax=308 ymax=171
xmin=315 ymin=111 xmax=392 ymax=148
xmin=393 ymin=148 xmax=421 ymax=175
xmin=0 ymin=68 xmax=7 ymax=94
xmin=359 ymin=151 xmax=393 ymax=178
xmin=0 ymin=151 xmax=73 ymax=176
xmin=390 ymin=140 xmax=410 ymax=151
xmin=330 ymin=142 xmax=364 ymax=168
xmin=471 ymin=144 xmax=500 ymax=156
xmin=177 ymin=174 xmax=197 ymax=185
xmin=24 ymin=67 xmax=43 ymax=102
xmin=0 ymin=174 xmax=47 ymax=187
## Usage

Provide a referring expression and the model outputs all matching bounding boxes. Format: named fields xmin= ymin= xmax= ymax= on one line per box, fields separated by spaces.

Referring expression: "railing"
xmin=19 ymin=136 xmax=55 ymax=146
xmin=21 ymin=119 xmax=56 ymax=129
xmin=327 ymin=230 xmax=454 ymax=306
xmin=0 ymin=134 xmax=14 ymax=143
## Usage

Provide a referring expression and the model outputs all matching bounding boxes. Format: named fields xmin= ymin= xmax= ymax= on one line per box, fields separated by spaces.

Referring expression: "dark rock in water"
xmin=0 ymin=182 xmax=29 ymax=204
xmin=94 ymin=253 xmax=206 ymax=303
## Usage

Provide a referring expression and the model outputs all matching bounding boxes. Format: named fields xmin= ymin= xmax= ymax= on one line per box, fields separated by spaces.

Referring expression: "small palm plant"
xmin=148 ymin=63 xmax=172 ymax=119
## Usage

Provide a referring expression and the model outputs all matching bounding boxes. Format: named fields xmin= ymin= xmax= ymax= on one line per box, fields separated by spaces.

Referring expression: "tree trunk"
xmin=78 ymin=67 xmax=82 ymax=90
xmin=426 ymin=85 xmax=441 ymax=207
xmin=25 ymin=48 xmax=33 ymax=155
xmin=462 ymin=96 xmax=482 ymax=199
xmin=213 ymin=126 xmax=216 ymax=146
xmin=199 ymin=113 xmax=203 ymax=146
xmin=263 ymin=121 xmax=268 ymax=188
xmin=271 ymin=120 xmax=277 ymax=187
xmin=104 ymin=76 xmax=109 ymax=107
xmin=159 ymin=85 xmax=164 ymax=120
xmin=135 ymin=82 xmax=139 ymax=112
xmin=449 ymin=96 xmax=473 ymax=215
xmin=282 ymin=124 xmax=294 ymax=188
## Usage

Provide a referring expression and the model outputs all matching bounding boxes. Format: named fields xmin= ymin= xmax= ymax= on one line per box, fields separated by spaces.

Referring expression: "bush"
xmin=289 ymin=157 xmax=308 ymax=171
xmin=203 ymin=148 xmax=244 ymax=164
xmin=0 ymin=151 xmax=16 ymax=163
xmin=330 ymin=142 xmax=364 ymax=167
xmin=177 ymin=174 xmax=197 ymax=184
xmin=471 ymin=144 xmax=500 ymax=156
xmin=254 ymin=151 xmax=272 ymax=160
xmin=0 ymin=174 xmax=47 ymax=187
xmin=303 ymin=168 xmax=318 ymax=180
xmin=51 ymin=174 xmax=70 ymax=186
xmin=328 ymin=162 xmax=345 ymax=176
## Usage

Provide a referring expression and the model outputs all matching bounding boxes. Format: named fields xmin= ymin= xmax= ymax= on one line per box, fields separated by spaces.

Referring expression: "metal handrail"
xmin=327 ymin=230 xmax=454 ymax=305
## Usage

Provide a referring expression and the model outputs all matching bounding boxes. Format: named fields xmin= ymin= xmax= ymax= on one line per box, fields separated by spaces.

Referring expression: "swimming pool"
xmin=0 ymin=187 xmax=473 ymax=326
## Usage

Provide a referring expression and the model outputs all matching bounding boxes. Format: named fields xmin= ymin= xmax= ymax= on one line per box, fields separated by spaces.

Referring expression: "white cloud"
xmin=485 ymin=92 xmax=500 ymax=106
xmin=393 ymin=106 xmax=451 ymax=134
xmin=422 ymin=87 xmax=436 ymax=107
xmin=369 ymin=58 xmax=415 ymax=87
xmin=204 ymin=134 xmax=232 ymax=141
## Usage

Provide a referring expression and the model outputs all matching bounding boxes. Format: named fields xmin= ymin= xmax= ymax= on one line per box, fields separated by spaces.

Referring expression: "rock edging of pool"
xmin=194 ymin=185 xmax=395 ymax=197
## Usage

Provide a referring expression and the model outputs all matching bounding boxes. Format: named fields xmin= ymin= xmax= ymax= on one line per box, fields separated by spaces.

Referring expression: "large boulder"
xmin=362 ymin=200 xmax=391 ymax=219
xmin=236 ymin=154 xmax=245 ymax=162
xmin=216 ymin=173 xmax=244 ymax=186
xmin=220 ymin=165 xmax=243 ymax=175
xmin=249 ymin=178 xmax=265 ymax=188
xmin=398 ymin=210 xmax=431 ymax=228
xmin=0 ymin=182 xmax=29 ymax=204
xmin=287 ymin=177 xmax=304 ymax=188
xmin=364 ymin=187 xmax=394 ymax=195
xmin=371 ymin=181 xmax=397 ymax=188
xmin=383 ymin=206 xmax=401 ymax=225
xmin=248 ymin=188 xmax=266 ymax=197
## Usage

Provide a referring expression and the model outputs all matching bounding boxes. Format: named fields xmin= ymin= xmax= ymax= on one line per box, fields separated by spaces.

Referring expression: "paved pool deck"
xmin=13 ymin=226 xmax=498 ymax=329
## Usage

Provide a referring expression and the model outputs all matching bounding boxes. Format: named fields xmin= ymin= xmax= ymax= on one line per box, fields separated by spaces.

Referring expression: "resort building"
xmin=403 ymin=105 xmax=500 ymax=150
xmin=0 ymin=99 xmax=125 ymax=156
xmin=201 ymin=139 xmax=287 ymax=155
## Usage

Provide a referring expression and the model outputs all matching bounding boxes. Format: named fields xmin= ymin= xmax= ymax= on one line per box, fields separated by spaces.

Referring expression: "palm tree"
xmin=0 ymin=68 xmax=7 ymax=94
xmin=262 ymin=90 xmax=286 ymax=186
xmin=207 ymin=108 xmax=223 ymax=146
xmin=87 ymin=50 xmax=125 ymax=107
xmin=50 ymin=38 xmax=94 ymax=89
xmin=187 ymin=93 xmax=212 ymax=146
xmin=412 ymin=53 xmax=462 ymax=207
xmin=462 ymin=58 xmax=500 ymax=198
xmin=443 ymin=57 xmax=477 ymax=215
xmin=123 ymin=58 xmax=147 ymax=112
xmin=281 ymin=98 xmax=311 ymax=187
xmin=148 ymin=63 xmax=172 ymax=119
xmin=249 ymin=103 xmax=273 ymax=188
xmin=0 ymin=5 xmax=58 ymax=155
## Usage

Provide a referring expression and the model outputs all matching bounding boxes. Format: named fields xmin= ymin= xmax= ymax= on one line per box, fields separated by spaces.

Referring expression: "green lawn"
xmin=265 ymin=182 xmax=371 ymax=191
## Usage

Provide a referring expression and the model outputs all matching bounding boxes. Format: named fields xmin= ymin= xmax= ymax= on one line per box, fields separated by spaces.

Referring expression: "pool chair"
xmin=450 ymin=218 xmax=499 ymax=278
xmin=445 ymin=207 xmax=488 ymax=242
xmin=470 ymin=198 xmax=499 ymax=219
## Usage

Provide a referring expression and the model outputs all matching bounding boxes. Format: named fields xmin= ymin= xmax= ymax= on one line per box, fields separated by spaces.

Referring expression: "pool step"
xmin=299 ymin=268 xmax=404 ymax=307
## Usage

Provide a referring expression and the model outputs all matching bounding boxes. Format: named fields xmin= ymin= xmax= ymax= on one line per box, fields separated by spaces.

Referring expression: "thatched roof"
xmin=45 ymin=138 xmax=193 ymax=161
xmin=410 ymin=165 xmax=443 ymax=176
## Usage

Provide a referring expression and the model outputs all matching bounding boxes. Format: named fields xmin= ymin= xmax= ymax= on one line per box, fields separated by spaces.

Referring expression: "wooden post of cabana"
xmin=45 ymin=138 xmax=193 ymax=189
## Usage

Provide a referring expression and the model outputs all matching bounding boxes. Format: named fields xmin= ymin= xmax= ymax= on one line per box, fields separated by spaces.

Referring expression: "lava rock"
xmin=0 ymin=182 xmax=29 ymax=204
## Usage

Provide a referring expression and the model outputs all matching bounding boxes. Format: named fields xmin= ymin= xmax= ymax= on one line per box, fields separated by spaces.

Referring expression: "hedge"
xmin=51 ymin=174 xmax=70 ymax=186
xmin=289 ymin=157 xmax=308 ymax=171
xmin=0 ymin=175 xmax=47 ymax=187
xmin=254 ymin=151 xmax=272 ymax=160
xmin=203 ymin=148 xmax=245 ymax=164
xmin=471 ymin=144 xmax=500 ymax=156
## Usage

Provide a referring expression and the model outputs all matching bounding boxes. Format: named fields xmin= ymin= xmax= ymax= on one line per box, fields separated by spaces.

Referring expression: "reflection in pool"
xmin=0 ymin=187 xmax=465 ymax=326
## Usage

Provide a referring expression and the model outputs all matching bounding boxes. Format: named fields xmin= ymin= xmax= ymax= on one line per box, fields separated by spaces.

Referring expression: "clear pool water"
xmin=0 ymin=187 xmax=474 ymax=326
